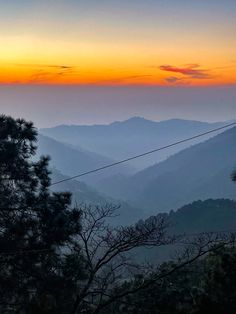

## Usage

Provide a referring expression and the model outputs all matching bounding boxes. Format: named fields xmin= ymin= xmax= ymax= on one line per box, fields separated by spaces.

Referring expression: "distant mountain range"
xmin=39 ymin=117 xmax=236 ymax=219
xmin=37 ymin=117 xmax=236 ymax=264
xmin=40 ymin=117 xmax=224 ymax=169
xmin=96 ymin=126 xmax=236 ymax=216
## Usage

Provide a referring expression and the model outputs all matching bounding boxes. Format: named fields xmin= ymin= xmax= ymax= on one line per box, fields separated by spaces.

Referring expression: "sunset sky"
xmin=0 ymin=0 xmax=236 ymax=86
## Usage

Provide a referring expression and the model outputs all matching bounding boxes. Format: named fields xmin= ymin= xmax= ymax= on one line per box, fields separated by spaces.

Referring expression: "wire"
xmin=50 ymin=121 xmax=236 ymax=186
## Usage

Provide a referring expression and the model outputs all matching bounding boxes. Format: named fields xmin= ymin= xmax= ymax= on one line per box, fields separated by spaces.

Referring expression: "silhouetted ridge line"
xmin=50 ymin=122 xmax=236 ymax=186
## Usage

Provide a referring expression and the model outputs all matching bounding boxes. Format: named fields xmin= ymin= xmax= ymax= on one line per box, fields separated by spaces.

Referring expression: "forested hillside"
xmin=135 ymin=199 xmax=236 ymax=263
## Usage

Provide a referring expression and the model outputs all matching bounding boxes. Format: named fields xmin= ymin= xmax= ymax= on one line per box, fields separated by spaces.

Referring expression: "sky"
xmin=0 ymin=0 xmax=235 ymax=126
xmin=0 ymin=0 xmax=236 ymax=86
xmin=0 ymin=85 xmax=235 ymax=127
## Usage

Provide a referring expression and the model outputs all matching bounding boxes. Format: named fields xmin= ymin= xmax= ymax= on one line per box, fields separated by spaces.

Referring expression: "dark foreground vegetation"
xmin=0 ymin=115 xmax=236 ymax=313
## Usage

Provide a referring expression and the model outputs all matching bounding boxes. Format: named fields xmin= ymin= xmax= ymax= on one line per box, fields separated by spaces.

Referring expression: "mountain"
xmin=37 ymin=134 xmax=134 ymax=185
xmin=167 ymin=199 xmax=236 ymax=234
xmin=136 ymin=199 xmax=236 ymax=263
xmin=40 ymin=118 xmax=224 ymax=170
xmin=50 ymin=168 xmax=144 ymax=226
xmin=50 ymin=168 xmax=107 ymax=205
xmin=134 ymin=126 xmax=236 ymax=213
xmin=36 ymin=135 xmax=142 ymax=224
xmin=97 ymin=126 xmax=236 ymax=215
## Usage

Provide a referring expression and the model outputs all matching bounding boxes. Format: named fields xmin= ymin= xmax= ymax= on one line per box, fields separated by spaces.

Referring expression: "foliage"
xmin=0 ymin=115 xmax=86 ymax=313
xmin=193 ymin=246 xmax=236 ymax=314
xmin=232 ymin=170 xmax=236 ymax=182
xmin=102 ymin=245 xmax=236 ymax=314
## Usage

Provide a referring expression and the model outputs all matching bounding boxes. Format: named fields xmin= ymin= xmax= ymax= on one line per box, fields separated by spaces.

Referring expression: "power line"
xmin=50 ymin=121 xmax=234 ymax=186
xmin=50 ymin=121 xmax=236 ymax=187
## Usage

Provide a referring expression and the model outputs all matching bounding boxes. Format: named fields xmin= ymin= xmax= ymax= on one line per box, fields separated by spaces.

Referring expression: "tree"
xmin=101 ymin=259 xmax=202 ymax=314
xmin=0 ymin=115 xmax=86 ymax=313
xmin=71 ymin=205 xmax=173 ymax=313
xmin=232 ymin=170 xmax=236 ymax=182
xmin=192 ymin=245 xmax=236 ymax=314
xmin=71 ymin=206 xmax=232 ymax=314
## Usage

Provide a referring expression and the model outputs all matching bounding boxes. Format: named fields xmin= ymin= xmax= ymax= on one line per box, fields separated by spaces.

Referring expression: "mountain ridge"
xmin=40 ymin=118 xmax=225 ymax=170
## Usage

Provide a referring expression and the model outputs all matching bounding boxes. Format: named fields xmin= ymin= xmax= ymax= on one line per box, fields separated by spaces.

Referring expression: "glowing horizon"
xmin=0 ymin=0 xmax=236 ymax=86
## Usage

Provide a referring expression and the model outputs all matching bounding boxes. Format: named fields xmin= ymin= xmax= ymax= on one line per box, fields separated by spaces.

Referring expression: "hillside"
xmin=40 ymin=118 xmax=223 ymax=169
xmin=50 ymin=169 xmax=144 ymax=226
xmin=97 ymin=126 xmax=236 ymax=215
xmin=136 ymin=199 xmax=236 ymax=263
xmin=168 ymin=199 xmax=236 ymax=234
xmin=50 ymin=168 xmax=107 ymax=205
xmin=135 ymin=126 xmax=236 ymax=213
xmin=37 ymin=134 xmax=134 ymax=185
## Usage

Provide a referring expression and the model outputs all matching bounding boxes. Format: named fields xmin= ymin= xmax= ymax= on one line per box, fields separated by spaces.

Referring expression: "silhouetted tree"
xmin=0 ymin=115 xmax=86 ymax=313
xmin=232 ymin=170 xmax=236 ymax=182
xmin=192 ymin=246 xmax=236 ymax=314
xmin=72 ymin=208 xmax=232 ymax=314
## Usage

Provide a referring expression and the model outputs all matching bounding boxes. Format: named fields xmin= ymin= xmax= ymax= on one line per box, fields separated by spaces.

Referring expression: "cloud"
xmin=160 ymin=64 xmax=211 ymax=79
xmin=165 ymin=76 xmax=182 ymax=83
xmin=20 ymin=64 xmax=79 ymax=83
xmin=93 ymin=74 xmax=153 ymax=84
xmin=13 ymin=63 xmax=78 ymax=82
xmin=15 ymin=63 xmax=75 ymax=70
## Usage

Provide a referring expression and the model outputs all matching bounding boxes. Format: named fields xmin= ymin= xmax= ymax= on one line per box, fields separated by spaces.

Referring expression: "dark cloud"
xmin=21 ymin=64 xmax=79 ymax=83
xmin=160 ymin=64 xmax=211 ymax=79
xmin=13 ymin=63 xmax=78 ymax=82
xmin=15 ymin=63 xmax=75 ymax=70
xmin=165 ymin=76 xmax=182 ymax=83
xmin=93 ymin=74 xmax=153 ymax=84
xmin=29 ymin=70 xmax=54 ymax=83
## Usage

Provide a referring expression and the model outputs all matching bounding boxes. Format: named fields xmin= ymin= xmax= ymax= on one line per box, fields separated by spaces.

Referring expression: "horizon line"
xmin=1 ymin=83 xmax=236 ymax=89
xmin=40 ymin=116 xmax=231 ymax=129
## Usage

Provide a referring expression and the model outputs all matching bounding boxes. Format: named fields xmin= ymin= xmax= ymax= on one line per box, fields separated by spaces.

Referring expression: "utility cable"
xmin=50 ymin=121 xmax=236 ymax=186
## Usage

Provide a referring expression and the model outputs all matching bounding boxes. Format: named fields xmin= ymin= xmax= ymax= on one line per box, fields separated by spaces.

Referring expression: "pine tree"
xmin=0 ymin=115 xmax=86 ymax=313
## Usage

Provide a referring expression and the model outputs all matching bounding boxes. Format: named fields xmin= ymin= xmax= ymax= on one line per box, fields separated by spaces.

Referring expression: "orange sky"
xmin=0 ymin=1 xmax=236 ymax=86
